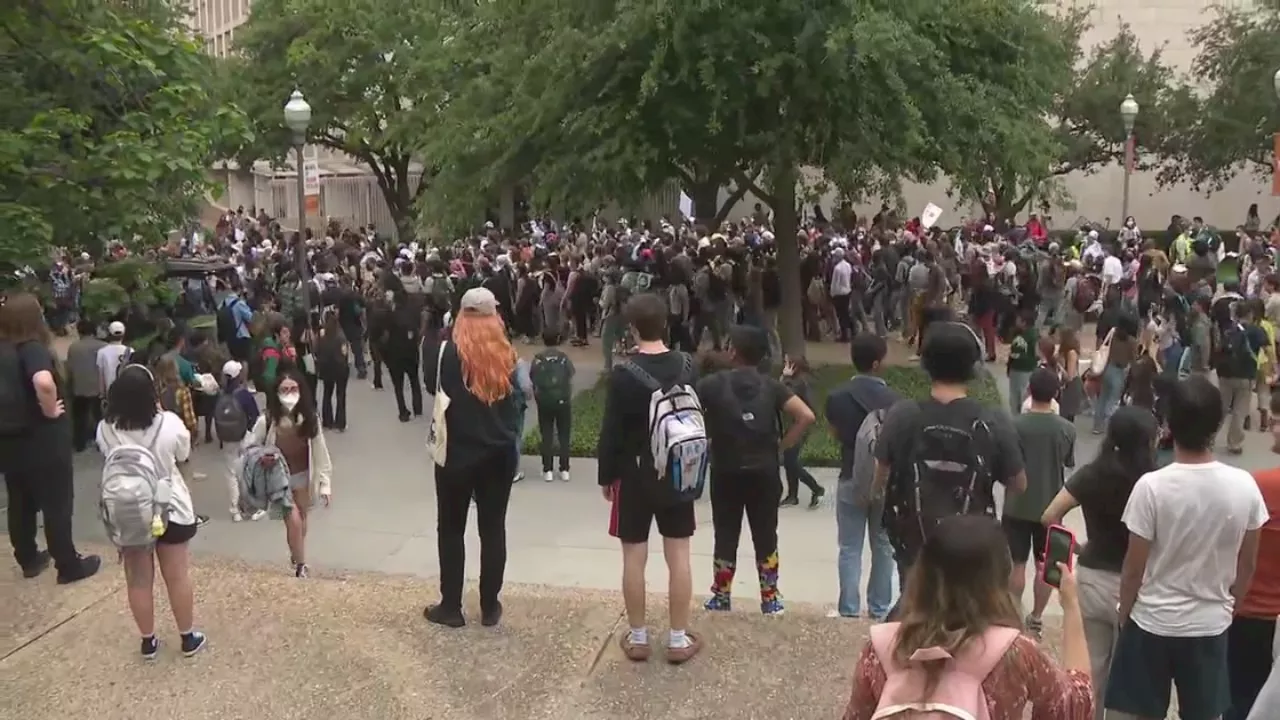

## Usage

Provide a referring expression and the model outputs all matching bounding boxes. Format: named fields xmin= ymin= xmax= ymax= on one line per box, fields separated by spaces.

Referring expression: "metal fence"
xmin=254 ymin=172 xmax=424 ymax=237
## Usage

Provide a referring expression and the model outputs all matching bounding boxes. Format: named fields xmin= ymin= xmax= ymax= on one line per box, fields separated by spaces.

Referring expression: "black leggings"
xmin=434 ymin=447 xmax=517 ymax=610
xmin=710 ymin=470 xmax=781 ymax=565
xmin=4 ymin=451 xmax=80 ymax=571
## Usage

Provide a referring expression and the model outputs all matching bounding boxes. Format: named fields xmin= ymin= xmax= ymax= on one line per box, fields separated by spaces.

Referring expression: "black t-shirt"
xmin=1065 ymin=462 xmax=1130 ymax=573
xmin=695 ymin=367 xmax=793 ymax=473
xmin=597 ymin=350 xmax=695 ymax=487
xmin=0 ymin=342 xmax=71 ymax=471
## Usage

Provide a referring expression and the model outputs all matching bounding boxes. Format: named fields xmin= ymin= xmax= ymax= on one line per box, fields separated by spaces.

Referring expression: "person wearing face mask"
xmin=241 ymin=369 xmax=333 ymax=579
xmin=1119 ymin=216 xmax=1141 ymax=246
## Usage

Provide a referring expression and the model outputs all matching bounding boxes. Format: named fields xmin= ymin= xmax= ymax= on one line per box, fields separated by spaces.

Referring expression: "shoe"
xmin=543 ymin=471 xmax=554 ymax=483
xmin=372 ymin=383 xmax=383 ymax=391
xmin=779 ymin=495 xmax=799 ymax=507
xmin=196 ymin=515 xmax=210 ymax=527
xmin=513 ymin=472 xmax=525 ymax=484
xmin=21 ymin=550 xmax=51 ymax=579
xmin=250 ymin=509 xmax=267 ymax=521
xmin=141 ymin=635 xmax=159 ymax=661
xmin=480 ymin=600 xmax=503 ymax=627
xmin=295 ymin=563 xmax=308 ymax=578
xmin=704 ymin=594 xmax=731 ymax=611
xmin=559 ymin=470 xmax=571 ymax=482
xmin=619 ymin=630 xmax=651 ymax=662
xmin=761 ymin=597 xmax=786 ymax=616
xmin=664 ymin=631 xmax=703 ymax=665
xmin=56 ymin=554 xmax=102 ymax=585
xmin=231 ymin=511 xmax=243 ymax=523
xmin=423 ymin=604 xmax=466 ymax=628
xmin=181 ymin=631 xmax=207 ymax=657
xmin=808 ymin=486 xmax=825 ymax=509
xmin=356 ymin=371 xmax=368 ymax=380
xmin=398 ymin=413 xmax=411 ymax=423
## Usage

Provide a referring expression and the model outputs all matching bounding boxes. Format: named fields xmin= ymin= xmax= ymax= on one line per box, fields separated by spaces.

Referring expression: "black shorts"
xmin=1001 ymin=517 xmax=1046 ymax=565
xmin=157 ymin=521 xmax=198 ymax=545
xmin=1106 ymin=622 xmax=1229 ymax=720
xmin=614 ymin=479 xmax=696 ymax=544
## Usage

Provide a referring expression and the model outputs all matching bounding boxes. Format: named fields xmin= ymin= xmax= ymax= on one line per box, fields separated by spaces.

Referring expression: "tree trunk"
xmin=689 ymin=181 xmax=720 ymax=230
xmin=769 ymin=162 xmax=806 ymax=358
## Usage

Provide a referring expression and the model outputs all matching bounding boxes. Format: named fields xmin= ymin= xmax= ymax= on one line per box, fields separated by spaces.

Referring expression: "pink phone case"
xmin=1041 ymin=524 xmax=1076 ymax=584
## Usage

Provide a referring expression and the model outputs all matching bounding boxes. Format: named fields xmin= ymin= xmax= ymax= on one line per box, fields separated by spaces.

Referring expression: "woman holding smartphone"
xmin=840 ymin=514 xmax=1093 ymax=720
xmin=1041 ymin=406 xmax=1157 ymax=720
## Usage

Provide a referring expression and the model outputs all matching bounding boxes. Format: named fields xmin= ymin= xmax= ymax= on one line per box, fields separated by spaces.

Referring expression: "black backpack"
xmin=710 ymin=370 xmax=780 ymax=472
xmin=216 ymin=298 xmax=238 ymax=345
xmin=0 ymin=342 xmax=31 ymax=436
xmin=883 ymin=400 xmax=996 ymax=558
xmin=1216 ymin=322 xmax=1258 ymax=378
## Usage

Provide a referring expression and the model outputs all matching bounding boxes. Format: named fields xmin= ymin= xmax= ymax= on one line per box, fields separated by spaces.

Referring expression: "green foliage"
xmin=79 ymin=277 xmax=130 ymax=320
xmin=948 ymin=22 xmax=1191 ymax=220
xmin=521 ymin=364 xmax=1001 ymax=467
xmin=0 ymin=0 xmax=252 ymax=269
xmin=1158 ymin=5 xmax=1280 ymax=191
xmin=227 ymin=0 xmax=467 ymax=239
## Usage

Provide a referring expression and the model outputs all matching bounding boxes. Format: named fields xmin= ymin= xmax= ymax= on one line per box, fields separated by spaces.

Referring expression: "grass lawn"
xmin=521 ymin=363 xmax=1002 ymax=467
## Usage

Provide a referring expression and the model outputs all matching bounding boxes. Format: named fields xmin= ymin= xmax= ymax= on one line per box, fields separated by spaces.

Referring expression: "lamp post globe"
xmin=283 ymin=89 xmax=311 ymax=141
xmin=1120 ymin=93 xmax=1139 ymax=133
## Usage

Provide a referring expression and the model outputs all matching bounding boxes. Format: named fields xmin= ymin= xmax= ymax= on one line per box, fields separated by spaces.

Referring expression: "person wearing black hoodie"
xmin=823 ymin=332 xmax=900 ymax=618
xmin=373 ymin=276 xmax=423 ymax=422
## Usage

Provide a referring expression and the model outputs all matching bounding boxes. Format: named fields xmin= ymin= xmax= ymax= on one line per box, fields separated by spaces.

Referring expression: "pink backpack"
xmin=868 ymin=622 xmax=1020 ymax=720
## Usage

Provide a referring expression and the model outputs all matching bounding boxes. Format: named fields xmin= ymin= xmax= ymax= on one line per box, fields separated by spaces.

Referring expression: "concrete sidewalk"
xmin=2 ymin=548 xmax=889 ymax=720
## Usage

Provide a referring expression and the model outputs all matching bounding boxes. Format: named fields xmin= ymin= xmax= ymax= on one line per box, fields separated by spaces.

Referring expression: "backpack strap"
xmin=960 ymin=626 xmax=1021 ymax=680
xmin=620 ymin=360 xmax=661 ymax=392
xmin=867 ymin=622 xmax=903 ymax=672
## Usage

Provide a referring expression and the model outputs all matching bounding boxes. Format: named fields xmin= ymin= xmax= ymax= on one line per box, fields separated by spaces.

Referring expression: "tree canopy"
xmin=1158 ymin=2 xmax=1280 ymax=193
xmin=0 ymin=0 xmax=251 ymax=270
xmin=225 ymin=0 xmax=465 ymax=240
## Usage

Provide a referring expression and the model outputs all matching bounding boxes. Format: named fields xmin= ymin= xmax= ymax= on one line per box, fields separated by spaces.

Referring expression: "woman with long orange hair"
xmin=0 ymin=293 xmax=101 ymax=583
xmin=421 ymin=287 xmax=519 ymax=629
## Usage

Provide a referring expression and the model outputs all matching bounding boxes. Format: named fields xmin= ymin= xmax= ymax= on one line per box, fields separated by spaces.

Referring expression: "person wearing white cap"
xmin=420 ymin=286 xmax=521 ymax=628
xmin=216 ymin=360 xmax=263 ymax=522
xmin=95 ymin=321 xmax=132 ymax=397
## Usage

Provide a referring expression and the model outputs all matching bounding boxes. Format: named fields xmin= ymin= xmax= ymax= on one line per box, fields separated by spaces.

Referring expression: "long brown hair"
xmin=0 ymin=293 xmax=52 ymax=346
xmin=452 ymin=310 xmax=515 ymax=404
xmin=894 ymin=515 xmax=1022 ymax=697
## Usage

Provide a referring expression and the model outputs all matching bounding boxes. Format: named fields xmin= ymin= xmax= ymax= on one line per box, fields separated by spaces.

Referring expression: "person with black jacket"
xmin=378 ymin=278 xmax=423 ymax=422
xmin=315 ymin=310 xmax=350 ymax=431
xmin=696 ymin=325 xmax=815 ymax=616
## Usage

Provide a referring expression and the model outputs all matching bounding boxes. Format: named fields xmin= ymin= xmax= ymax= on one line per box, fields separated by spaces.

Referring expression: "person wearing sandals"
xmin=242 ymin=369 xmax=333 ymax=578
xmin=97 ymin=364 xmax=206 ymax=660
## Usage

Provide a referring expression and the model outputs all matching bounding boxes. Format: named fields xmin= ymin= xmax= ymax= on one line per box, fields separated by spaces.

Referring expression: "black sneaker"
xmin=181 ymin=631 xmax=207 ymax=657
xmin=141 ymin=635 xmax=159 ymax=660
xmin=398 ymin=413 xmax=411 ymax=423
xmin=779 ymin=495 xmax=800 ymax=508
xmin=424 ymin=604 xmax=466 ymax=628
xmin=21 ymin=550 xmax=51 ymax=579
xmin=809 ymin=486 xmax=826 ymax=509
xmin=56 ymin=554 xmax=102 ymax=585
xmin=481 ymin=600 xmax=504 ymax=627
xmin=295 ymin=563 xmax=309 ymax=579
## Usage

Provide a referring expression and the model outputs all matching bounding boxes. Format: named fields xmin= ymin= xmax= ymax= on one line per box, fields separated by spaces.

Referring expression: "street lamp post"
xmin=1120 ymin=93 xmax=1139 ymax=222
xmin=283 ymin=89 xmax=312 ymax=307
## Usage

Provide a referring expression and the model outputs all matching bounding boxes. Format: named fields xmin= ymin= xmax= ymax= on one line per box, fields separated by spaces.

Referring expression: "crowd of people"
xmin=3 ymin=201 xmax=1280 ymax=719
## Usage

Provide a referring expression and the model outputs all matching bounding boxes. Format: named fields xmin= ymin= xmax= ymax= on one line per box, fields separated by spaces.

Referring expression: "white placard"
xmin=920 ymin=202 xmax=943 ymax=230
xmin=679 ymin=192 xmax=694 ymax=220
xmin=303 ymin=158 xmax=321 ymax=197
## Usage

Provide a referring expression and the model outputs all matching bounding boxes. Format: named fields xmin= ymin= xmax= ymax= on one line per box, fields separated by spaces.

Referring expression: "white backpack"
xmin=99 ymin=422 xmax=172 ymax=548
xmin=621 ymin=353 xmax=709 ymax=501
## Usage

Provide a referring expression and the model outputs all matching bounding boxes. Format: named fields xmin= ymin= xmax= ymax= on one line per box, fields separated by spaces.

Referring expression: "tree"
xmin=0 ymin=0 xmax=251 ymax=271
xmin=1158 ymin=3 xmax=1280 ymax=193
xmin=946 ymin=21 xmax=1190 ymax=222
xmin=428 ymin=0 xmax=1075 ymax=355
xmin=225 ymin=0 xmax=462 ymax=241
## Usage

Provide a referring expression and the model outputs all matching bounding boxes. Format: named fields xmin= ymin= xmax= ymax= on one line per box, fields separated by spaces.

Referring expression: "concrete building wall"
xmin=185 ymin=0 xmax=251 ymax=57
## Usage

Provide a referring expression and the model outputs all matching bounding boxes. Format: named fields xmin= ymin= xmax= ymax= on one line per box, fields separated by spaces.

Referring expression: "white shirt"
xmin=829 ymin=259 xmax=852 ymax=296
xmin=1123 ymin=461 xmax=1269 ymax=636
xmin=96 ymin=412 xmax=197 ymax=526
xmin=1101 ymin=255 xmax=1124 ymax=286
xmin=95 ymin=343 xmax=131 ymax=394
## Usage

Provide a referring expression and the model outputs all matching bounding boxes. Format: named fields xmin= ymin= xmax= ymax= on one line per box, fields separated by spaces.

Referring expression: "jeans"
xmin=870 ymin=293 xmax=888 ymax=337
xmin=1093 ymin=363 xmax=1125 ymax=434
xmin=321 ymin=374 xmax=348 ymax=430
xmin=1078 ymin=565 xmax=1122 ymax=720
xmin=434 ymin=447 xmax=516 ymax=611
xmin=1008 ymin=369 xmax=1032 ymax=415
xmin=782 ymin=444 xmax=820 ymax=498
xmin=835 ymin=482 xmax=894 ymax=618
xmin=342 ymin=324 xmax=367 ymax=375
xmin=535 ymin=401 xmax=571 ymax=472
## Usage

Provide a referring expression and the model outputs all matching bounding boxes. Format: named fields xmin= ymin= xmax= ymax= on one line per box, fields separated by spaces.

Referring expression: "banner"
xmin=920 ymin=202 xmax=943 ymax=230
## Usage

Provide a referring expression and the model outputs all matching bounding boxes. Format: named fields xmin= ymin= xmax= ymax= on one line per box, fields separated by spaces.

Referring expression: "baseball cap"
xmin=222 ymin=360 xmax=244 ymax=379
xmin=107 ymin=321 xmax=125 ymax=336
xmin=459 ymin=287 xmax=498 ymax=316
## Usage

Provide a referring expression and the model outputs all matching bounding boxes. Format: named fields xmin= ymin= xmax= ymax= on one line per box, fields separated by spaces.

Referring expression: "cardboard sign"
xmin=921 ymin=203 xmax=943 ymax=229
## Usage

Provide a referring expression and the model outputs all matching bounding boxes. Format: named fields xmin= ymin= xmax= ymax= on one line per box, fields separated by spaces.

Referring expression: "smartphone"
xmin=1041 ymin=525 xmax=1076 ymax=588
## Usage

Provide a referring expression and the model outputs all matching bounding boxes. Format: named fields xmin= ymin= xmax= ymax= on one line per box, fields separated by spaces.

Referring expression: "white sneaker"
xmin=543 ymin=471 xmax=554 ymax=483
xmin=249 ymin=509 xmax=267 ymax=521
xmin=231 ymin=511 xmax=243 ymax=523
xmin=559 ymin=470 xmax=571 ymax=482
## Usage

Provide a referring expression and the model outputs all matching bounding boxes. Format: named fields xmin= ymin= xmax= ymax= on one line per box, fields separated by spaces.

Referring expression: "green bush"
xmin=521 ymin=364 xmax=1002 ymax=467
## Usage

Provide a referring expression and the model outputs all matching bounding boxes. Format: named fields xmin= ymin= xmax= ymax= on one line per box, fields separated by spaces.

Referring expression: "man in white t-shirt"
xmin=1101 ymin=246 xmax=1124 ymax=287
xmin=1106 ymin=376 xmax=1268 ymax=720
xmin=95 ymin=322 xmax=132 ymax=396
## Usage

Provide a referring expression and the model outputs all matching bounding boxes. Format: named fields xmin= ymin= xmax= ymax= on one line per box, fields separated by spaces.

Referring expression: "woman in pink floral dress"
xmin=842 ymin=515 xmax=1094 ymax=720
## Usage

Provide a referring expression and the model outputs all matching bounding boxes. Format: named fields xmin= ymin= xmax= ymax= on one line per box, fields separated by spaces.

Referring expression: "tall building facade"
xmin=185 ymin=0 xmax=252 ymax=58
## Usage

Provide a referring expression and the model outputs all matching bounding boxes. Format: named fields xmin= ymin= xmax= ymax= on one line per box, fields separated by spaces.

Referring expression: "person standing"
xmin=66 ymin=318 xmax=105 ymax=452
xmin=0 ymin=293 xmax=101 ymax=583
xmin=1106 ymin=377 xmax=1268 ymax=720
xmin=1006 ymin=309 xmax=1039 ymax=415
xmin=778 ymin=355 xmax=824 ymax=508
xmin=530 ymin=330 xmax=574 ymax=482
xmin=421 ymin=288 xmax=519 ymax=628
xmin=314 ymin=311 xmax=350 ymax=432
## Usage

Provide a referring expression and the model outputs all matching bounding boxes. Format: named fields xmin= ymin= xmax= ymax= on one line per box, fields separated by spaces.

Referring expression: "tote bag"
xmin=1087 ymin=328 xmax=1114 ymax=378
xmin=426 ymin=342 xmax=450 ymax=465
